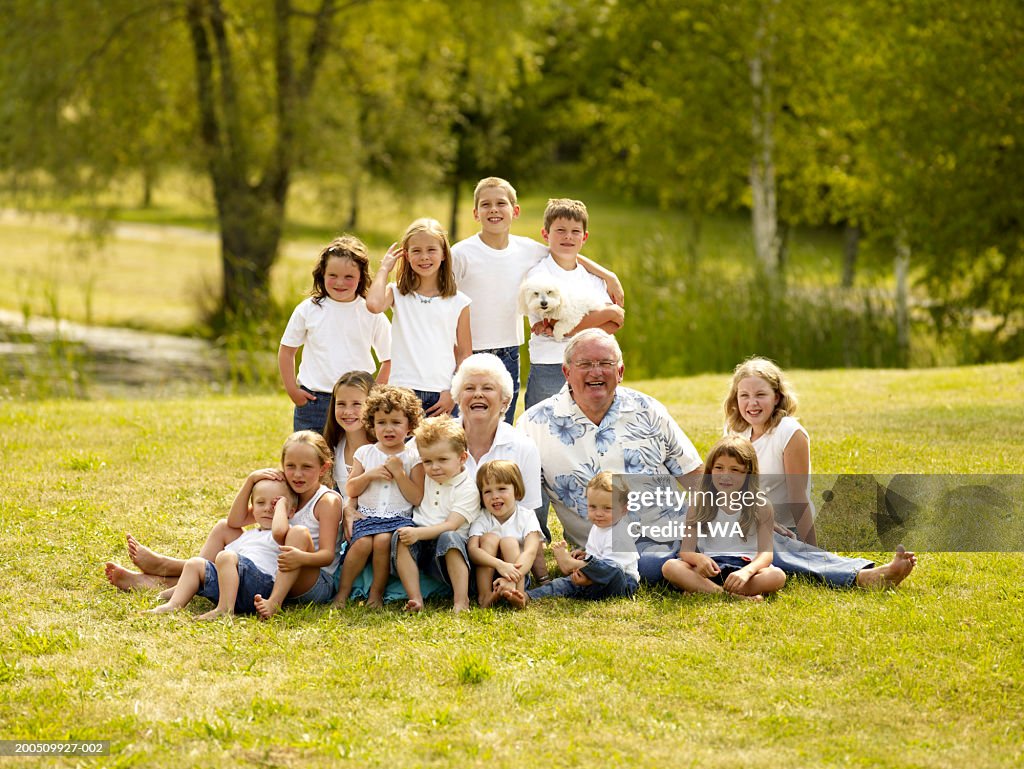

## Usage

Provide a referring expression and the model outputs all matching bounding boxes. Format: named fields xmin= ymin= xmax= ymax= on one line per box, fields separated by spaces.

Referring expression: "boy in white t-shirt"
xmin=144 ymin=479 xmax=298 ymax=619
xmin=451 ymin=178 xmax=623 ymax=423
xmin=392 ymin=416 xmax=482 ymax=613
xmin=501 ymin=472 xmax=638 ymax=607
xmin=522 ymin=198 xmax=626 ymax=410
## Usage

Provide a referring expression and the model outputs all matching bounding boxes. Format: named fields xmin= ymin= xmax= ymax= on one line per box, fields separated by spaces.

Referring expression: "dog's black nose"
xmin=539 ymin=300 xmax=548 ymax=309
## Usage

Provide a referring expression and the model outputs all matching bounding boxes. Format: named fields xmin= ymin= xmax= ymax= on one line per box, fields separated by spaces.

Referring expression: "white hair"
xmin=452 ymin=353 xmax=514 ymax=404
xmin=563 ymin=329 xmax=623 ymax=367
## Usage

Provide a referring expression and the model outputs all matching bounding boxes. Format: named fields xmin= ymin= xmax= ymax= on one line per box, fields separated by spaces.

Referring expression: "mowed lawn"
xmin=1 ymin=362 xmax=1022 ymax=768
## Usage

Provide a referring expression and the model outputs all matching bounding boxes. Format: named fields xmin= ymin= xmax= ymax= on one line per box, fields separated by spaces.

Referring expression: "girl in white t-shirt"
xmin=334 ymin=386 xmax=425 ymax=608
xmin=724 ymin=356 xmax=817 ymax=544
xmin=663 ymin=436 xmax=786 ymax=600
xmin=279 ymin=236 xmax=392 ymax=433
xmin=366 ymin=219 xmax=472 ymax=417
xmin=322 ymin=370 xmax=377 ymax=537
xmin=468 ymin=460 xmax=543 ymax=607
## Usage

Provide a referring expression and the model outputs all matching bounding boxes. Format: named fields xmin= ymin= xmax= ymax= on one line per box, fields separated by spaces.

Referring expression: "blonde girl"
xmin=662 ymin=436 xmax=786 ymax=600
xmin=366 ymin=219 xmax=472 ymax=417
xmin=279 ymin=236 xmax=392 ymax=432
xmin=252 ymin=430 xmax=344 ymax=618
xmin=724 ymin=356 xmax=815 ymax=543
xmin=104 ymin=432 xmax=342 ymax=613
xmin=334 ymin=386 xmax=425 ymax=608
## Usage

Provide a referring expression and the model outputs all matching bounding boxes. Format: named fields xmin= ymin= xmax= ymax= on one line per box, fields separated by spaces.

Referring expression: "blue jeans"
xmin=475 ymin=345 xmax=520 ymax=424
xmin=293 ymin=386 xmax=332 ymax=434
xmin=771 ymin=533 xmax=873 ymax=588
xmin=527 ymin=557 xmax=638 ymax=601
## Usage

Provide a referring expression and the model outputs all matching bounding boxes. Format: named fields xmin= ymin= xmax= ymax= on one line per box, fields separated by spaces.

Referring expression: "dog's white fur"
xmin=517 ymin=275 xmax=605 ymax=341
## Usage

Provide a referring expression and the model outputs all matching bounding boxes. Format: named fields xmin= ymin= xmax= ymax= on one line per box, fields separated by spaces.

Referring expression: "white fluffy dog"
xmin=517 ymin=275 xmax=605 ymax=341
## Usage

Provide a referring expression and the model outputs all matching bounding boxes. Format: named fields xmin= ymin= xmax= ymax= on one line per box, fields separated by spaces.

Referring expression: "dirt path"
xmin=0 ymin=309 xmax=227 ymax=397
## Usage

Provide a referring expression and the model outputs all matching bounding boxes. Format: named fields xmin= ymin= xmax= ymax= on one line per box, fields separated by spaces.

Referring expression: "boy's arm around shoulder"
xmin=577 ymin=254 xmax=624 ymax=306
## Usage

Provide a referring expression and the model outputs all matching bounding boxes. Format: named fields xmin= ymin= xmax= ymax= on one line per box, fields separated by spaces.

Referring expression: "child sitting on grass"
xmin=468 ymin=460 xmax=543 ymax=607
xmin=144 ymin=478 xmax=297 ymax=619
xmin=393 ymin=416 xmax=482 ymax=613
xmin=501 ymin=471 xmax=638 ymax=607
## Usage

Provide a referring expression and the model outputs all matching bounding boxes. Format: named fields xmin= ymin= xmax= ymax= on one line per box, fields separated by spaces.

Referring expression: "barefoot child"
xmin=367 ymin=219 xmax=471 ymax=416
xmin=393 ymin=416 xmax=482 ymax=613
xmin=280 ymin=236 xmax=391 ymax=432
xmin=501 ymin=471 xmax=638 ymax=608
xmin=661 ymin=437 xmax=786 ymax=601
xmin=334 ymin=386 xmax=424 ymax=607
xmin=468 ymin=460 xmax=542 ymax=607
xmin=724 ymin=357 xmax=916 ymax=588
xmin=143 ymin=479 xmax=297 ymax=619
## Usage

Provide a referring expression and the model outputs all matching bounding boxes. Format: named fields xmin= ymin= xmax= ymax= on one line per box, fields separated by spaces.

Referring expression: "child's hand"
xmin=773 ymin=522 xmax=796 ymax=538
xmin=343 ymin=505 xmax=362 ymax=540
xmin=425 ymin=390 xmax=454 ymax=416
xmin=496 ymin=561 xmax=520 ymax=581
xmin=286 ymin=387 xmax=316 ymax=407
xmin=367 ymin=464 xmax=394 ymax=481
xmin=531 ymin=319 xmax=555 ymax=337
xmin=723 ymin=568 xmax=752 ymax=594
xmin=381 ymin=243 xmax=404 ymax=273
xmin=383 ymin=456 xmax=406 ymax=478
xmin=605 ymin=273 xmax=625 ymax=307
xmin=570 ymin=569 xmax=594 ymax=587
xmin=396 ymin=526 xmax=419 ymax=545
xmin=249 ymin=468 xmax=285 ymax=484
xmin=686 ymin=553 xmax=721 ymax=579
xmin=277 ymin=545 xmax=304 ymax=572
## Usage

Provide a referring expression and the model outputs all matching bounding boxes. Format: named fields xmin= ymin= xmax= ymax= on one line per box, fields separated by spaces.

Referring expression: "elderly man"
xmin=517 ymin=329 xmax=702 ymax=549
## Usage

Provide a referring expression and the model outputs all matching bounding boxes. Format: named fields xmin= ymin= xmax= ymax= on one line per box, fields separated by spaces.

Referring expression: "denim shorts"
xmin=708 ymin=555 xmax=753 ymax=585
xmin=197 ymin=556 xmax=275 ymax=615
xmin=293 ymin=386 xmax=332 ymax=434
xmin=285 ymin=568 xmax=337 ymax=605
xmin=391 ymin=529 xmax=470 ymax=587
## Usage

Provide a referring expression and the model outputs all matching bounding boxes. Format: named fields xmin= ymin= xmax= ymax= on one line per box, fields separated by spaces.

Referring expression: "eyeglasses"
xmin=571 ymin=359 xmax=619 ymax=371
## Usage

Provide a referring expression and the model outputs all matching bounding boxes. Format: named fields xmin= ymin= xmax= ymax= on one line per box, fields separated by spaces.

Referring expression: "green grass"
xmin=1 ymin=363 xmax=1022 ymax=767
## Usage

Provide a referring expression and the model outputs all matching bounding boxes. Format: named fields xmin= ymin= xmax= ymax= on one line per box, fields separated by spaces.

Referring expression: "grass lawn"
xmin=1 ymin=362 xmax=1022 ymax=767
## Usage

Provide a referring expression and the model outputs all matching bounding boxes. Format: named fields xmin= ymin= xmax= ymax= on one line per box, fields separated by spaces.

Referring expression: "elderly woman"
xmin=451 ymin=353 xmax=549 ymax=582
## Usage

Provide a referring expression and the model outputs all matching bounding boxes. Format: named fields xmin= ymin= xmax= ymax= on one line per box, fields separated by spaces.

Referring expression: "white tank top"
xmin=291 ymin=485 xmax=344 ymax=575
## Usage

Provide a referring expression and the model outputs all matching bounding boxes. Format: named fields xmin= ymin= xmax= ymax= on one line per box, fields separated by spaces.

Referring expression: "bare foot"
xmin=105 ymin=562 xmax=165 ymax=592
xmin=196 ymin=608 xmax=230 ymax=621
xmin=254 ymin=594 xmax=281 ymax=620
xmin=156 ymin=587 xmax=175 ymax=601
xmin=404 ymin=598 xmax=423 ymax=613
xmin=725 ymin=592 xmax=764 ymax=602
xmin=142 ymin=602 xmax=180 ymax=615
xmin=453 ymin=598 xmax=471 ymax=614
xmin=856 ymin=545 xmax=917 ymax=589
xmin=365 ymin=594 xmax=384 ymax=609
xmin=500 ymin=588 xmax=528 ymax=609
xmin=477 ymin=591 xmax=495 ymax=609
xmin=126 ymin=534 xmax=176 ymax=577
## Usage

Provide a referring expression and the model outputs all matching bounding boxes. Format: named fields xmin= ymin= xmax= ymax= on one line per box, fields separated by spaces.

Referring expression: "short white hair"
xmin=563 ymin=329 xmax=623 ymax=367
xmin=452 ymin=353 xmax=514 ymax=404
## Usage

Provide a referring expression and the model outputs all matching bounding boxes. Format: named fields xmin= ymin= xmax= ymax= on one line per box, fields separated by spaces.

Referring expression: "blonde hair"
xmin=543 ymin=198 xmax=589 ymax=232
xmin=361 ymin=385 xmax=423 ymax=437
xmin=587 ymin=470 xmax=614 ymax=494
xmin=414 ymin=415 xmax=467 ymax=454
xmin=473 ymin=177 xmax=518 ymax=208
xmin=688 ymin=436 xmax=761 ymax=540
xmin=723 ymin=357 xmax=799 ymax=434
xmin=281 ymin=430 xmax=334 ymax=484
xmin=251 ymin=478 xmax=299 ymax=510
xmin=396 ymin=218 xmax=456 ymax=297
xmin=476 ymin=460 xmax=526 ymax=502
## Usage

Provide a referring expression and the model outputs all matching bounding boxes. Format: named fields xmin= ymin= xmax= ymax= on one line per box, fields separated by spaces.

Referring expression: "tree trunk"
xmin=748 ymin=2 xmax=781 ymax=277
xmin=214 ymin=181 xmax=285 ymax=325
xmin=894 ymin=234 xmax=911 ymax=367
xmin=346 ymin=175 xmax=359 ymax=230
xmin=449 ymin=177 xmax=460 ymax=242
xmin=842 ymin=223 xmax=860 ymax=288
